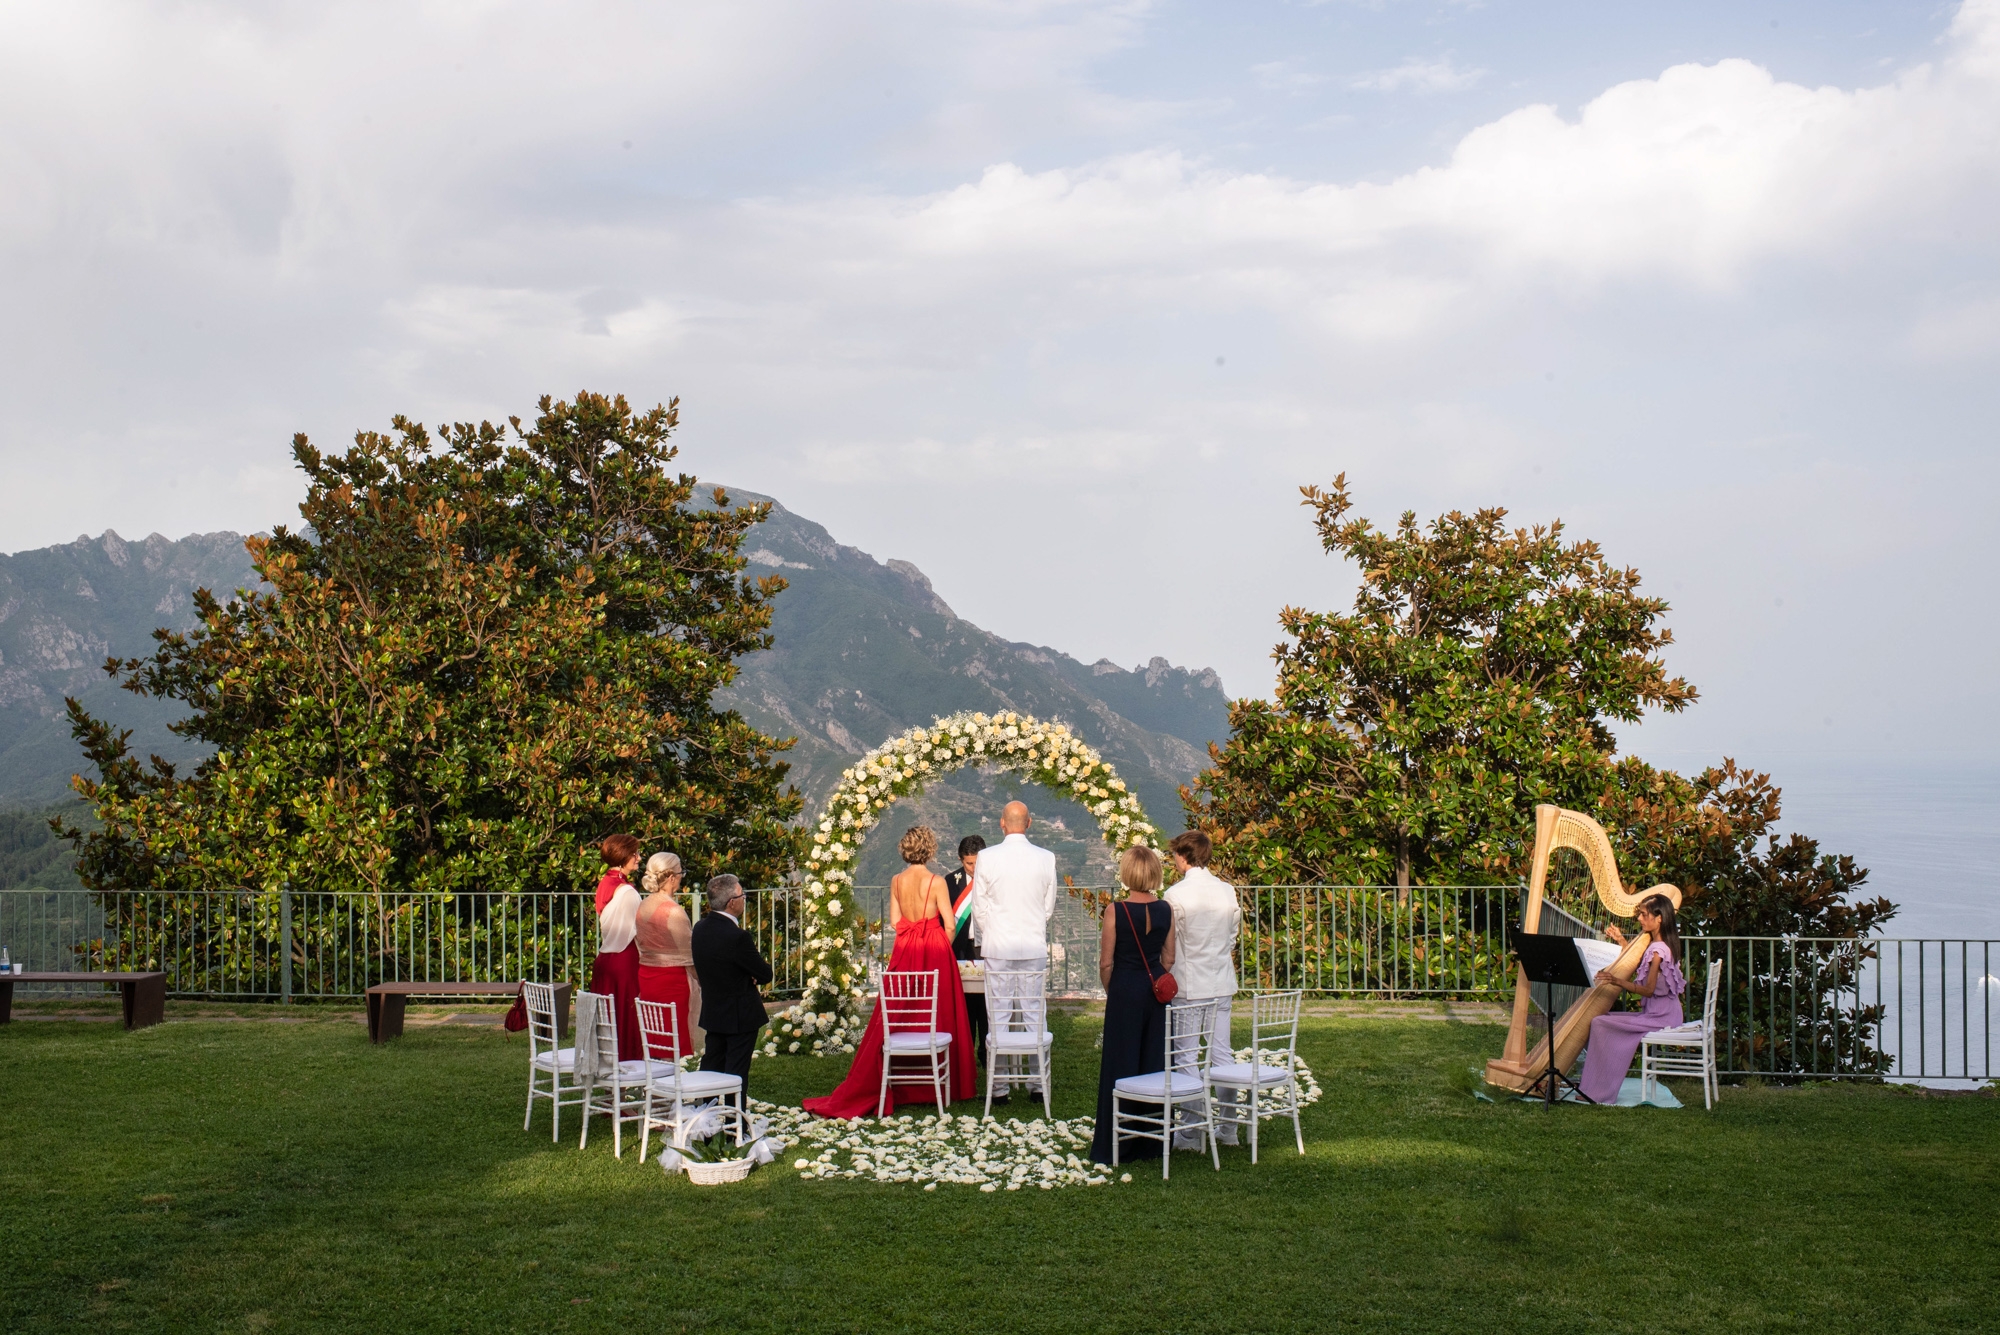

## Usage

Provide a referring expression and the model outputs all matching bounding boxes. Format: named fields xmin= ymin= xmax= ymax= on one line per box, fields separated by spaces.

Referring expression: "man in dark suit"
xmin=944 ymin=834 xmax=989 ymax=1073
xmin=691 ymin=873 xmax=773 ymax=1102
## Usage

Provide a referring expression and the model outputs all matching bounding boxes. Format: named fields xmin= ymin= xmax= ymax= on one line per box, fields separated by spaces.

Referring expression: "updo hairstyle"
xmin=642 ymin=851 xmax=683 ymax=893
xmin=899 ymin=825 xmax=939 ymax=865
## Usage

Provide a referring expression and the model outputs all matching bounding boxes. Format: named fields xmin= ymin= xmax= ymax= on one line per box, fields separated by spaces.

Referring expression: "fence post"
xmin=280 ymin=885 xmax=293 ymax=1006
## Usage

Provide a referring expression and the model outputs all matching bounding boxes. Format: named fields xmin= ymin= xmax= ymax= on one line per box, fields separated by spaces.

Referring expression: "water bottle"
xmin=1 ymin=946 xmax=10 ymax=974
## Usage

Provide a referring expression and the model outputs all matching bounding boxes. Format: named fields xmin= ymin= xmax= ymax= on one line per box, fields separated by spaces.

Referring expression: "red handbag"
xmin=1123 ymin=902 xmax=1178 ymax=1004
xmin=503 ymin=983 xmax=529 ymax=1033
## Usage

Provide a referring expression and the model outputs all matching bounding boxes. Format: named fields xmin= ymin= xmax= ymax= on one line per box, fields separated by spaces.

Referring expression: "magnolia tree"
xmin=768 ymin=710 xmax=1156 ymax=1057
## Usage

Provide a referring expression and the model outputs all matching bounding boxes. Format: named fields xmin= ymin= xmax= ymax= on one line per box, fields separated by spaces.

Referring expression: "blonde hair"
xmin=1118 ymin=844 xmax=1161 ymax=894
xmin=899 ymin=825 xmax=939 ymax=865
xmin=641 ymin=851 xmax=683 ymax=893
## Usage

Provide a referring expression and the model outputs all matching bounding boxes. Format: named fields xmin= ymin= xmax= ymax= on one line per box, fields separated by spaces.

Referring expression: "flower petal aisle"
xmin=744 ymin=1049 xmax=1320 ymax=1190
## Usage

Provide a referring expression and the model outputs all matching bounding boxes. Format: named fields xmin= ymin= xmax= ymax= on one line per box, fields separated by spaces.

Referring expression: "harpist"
xmin=1575 ymin=893 xmax=1688 ymax=1105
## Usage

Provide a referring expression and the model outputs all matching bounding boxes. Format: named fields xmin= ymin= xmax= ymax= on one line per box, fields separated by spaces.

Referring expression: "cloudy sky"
xmin=4 ymin=0 xmax=1998 ymax=800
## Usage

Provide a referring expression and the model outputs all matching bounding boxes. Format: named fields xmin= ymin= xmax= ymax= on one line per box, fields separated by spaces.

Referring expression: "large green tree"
xmin=1187 ymin=476 xmax=1695 ymax=891
xmin=60 ymin=392 xmax=802 ymax=900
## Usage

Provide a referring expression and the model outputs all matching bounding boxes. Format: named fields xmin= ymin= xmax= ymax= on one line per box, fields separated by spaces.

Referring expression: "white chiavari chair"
xmin=877 ymin=970 xmax=953 ymax=1117
xmin=1112 ymin=997 xmax=1221 ymax=1180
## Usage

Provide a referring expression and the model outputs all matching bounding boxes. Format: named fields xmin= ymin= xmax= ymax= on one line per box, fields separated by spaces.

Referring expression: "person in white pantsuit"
xmin=970 ymin=801 xmax=1057 ymax=1098
xmin=1165 ymin=830 xmax=1243 ymax=1147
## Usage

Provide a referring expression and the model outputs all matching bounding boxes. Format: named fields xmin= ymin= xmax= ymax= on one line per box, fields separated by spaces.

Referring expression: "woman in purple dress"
xmin=1577 ymin=893 xmax=1687 ymax=1105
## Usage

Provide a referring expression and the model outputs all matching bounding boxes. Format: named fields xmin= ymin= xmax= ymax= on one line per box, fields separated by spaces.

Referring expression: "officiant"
xmin=945 ymin=834 xmax=989 ymax=1066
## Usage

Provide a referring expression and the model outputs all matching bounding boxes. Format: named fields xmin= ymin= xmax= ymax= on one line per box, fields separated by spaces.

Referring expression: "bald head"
xmin=1000 ymin=801 xmax=1031 ymax=834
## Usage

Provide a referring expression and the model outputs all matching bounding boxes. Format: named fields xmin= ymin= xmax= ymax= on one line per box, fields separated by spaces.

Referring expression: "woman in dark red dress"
xmin=589 ymin=834 xmax=644 ymax=1062
xmin=804 ymin=826 xmax=977 ymax=1118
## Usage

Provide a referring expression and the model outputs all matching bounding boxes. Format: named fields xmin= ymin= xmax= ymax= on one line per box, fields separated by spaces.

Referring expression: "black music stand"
xmin=1513 ymin=931 xmax=1598 ymax=1107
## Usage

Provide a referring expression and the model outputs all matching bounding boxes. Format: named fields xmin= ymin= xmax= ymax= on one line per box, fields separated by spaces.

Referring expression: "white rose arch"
xmin=768 ymin=711 xmax=1158 ymax=1057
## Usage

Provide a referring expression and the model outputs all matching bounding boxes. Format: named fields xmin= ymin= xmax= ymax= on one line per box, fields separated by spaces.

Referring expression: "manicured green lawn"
xmin=1 ymin=1003 xmax=1994 ymax=1334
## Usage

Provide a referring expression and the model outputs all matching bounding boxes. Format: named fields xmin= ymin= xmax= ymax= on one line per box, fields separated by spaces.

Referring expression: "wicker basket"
xmin=683 ymin=1156 xmax=755 ymax=1186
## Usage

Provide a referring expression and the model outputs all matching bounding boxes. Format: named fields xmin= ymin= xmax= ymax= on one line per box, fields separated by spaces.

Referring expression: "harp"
xmin=1483 ymin=804 xmax=1685 ymax=1095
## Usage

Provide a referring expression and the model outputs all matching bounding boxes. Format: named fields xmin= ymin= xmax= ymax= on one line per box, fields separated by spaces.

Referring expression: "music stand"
xmin=1513 ymin=931 xmax=1598 ymax=1107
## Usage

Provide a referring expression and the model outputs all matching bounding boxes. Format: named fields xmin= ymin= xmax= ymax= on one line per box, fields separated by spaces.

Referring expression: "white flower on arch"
xmin=769 ymin=711 xmax=1157 ymax=1057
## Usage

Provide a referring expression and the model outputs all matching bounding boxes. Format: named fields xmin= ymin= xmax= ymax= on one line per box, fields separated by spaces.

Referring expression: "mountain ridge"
xmin=0 ymin=497 xmax=1232 ymax=883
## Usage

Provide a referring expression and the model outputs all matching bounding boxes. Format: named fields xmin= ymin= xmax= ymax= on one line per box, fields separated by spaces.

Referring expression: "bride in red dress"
xmin=803 ymin=825 xmax=977 ymax=1118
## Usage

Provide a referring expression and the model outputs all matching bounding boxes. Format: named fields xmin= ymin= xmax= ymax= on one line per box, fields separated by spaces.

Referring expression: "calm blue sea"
xmin=1775 ymin=766 xmax=2000 ymax=941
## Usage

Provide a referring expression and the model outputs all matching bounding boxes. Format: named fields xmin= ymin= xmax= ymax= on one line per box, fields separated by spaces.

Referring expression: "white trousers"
xmin=983 ymin=957 xmax=1047 ymax=1093
xmin=1175 ymin=994 xmax=1239 ymax=1147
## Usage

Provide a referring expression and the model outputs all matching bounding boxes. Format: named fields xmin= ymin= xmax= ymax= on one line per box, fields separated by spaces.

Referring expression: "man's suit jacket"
xmin=691 ymin=910 xmax=774 ymax=1035
xmin=945 ymin=868 xmax=980 ymax=962
xmin=970 ymin=832 xmax=1057 ymax=961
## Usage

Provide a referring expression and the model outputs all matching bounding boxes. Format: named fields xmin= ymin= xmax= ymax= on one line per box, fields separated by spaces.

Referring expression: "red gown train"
xmin=802 ymin=914 xmax=977 ymax=1118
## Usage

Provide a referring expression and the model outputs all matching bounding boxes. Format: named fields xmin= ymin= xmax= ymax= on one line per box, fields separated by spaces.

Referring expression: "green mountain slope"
xmin=716 ymin=492 xmax=1229 ymax=882
xmin=0 ymin=530 xmax=261 ymax=807
xmin=0 ymin=499 xmax=1231 ymax=886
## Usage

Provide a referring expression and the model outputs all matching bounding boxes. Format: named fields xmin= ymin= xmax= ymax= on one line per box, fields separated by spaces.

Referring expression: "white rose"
xmin=826 ymin=900 xmax=842 ymax=915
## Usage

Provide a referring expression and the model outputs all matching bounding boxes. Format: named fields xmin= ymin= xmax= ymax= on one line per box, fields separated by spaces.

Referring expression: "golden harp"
xmin=1484 ymin=804 xmax=1685 ymax=1095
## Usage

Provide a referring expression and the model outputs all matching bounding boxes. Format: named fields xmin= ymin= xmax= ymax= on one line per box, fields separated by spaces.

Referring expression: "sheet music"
xmin=1573 ymin=938 xmax=1623 ymax=979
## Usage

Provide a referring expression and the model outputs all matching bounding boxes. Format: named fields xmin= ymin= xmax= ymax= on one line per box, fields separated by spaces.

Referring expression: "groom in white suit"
xmin=970 ymin=801 xmax=1056 ymax=1098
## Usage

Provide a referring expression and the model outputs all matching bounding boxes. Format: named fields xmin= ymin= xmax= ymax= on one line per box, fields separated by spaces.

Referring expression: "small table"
xmin=365 ymin=981 xmax=572 ymax=1044
xmin=0 ymin=972 xmax=168 ymax=1029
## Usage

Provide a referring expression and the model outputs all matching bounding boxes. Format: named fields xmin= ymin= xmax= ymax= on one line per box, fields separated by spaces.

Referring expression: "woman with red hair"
xmin=590 ymin=834 xmax=645 ymax=1062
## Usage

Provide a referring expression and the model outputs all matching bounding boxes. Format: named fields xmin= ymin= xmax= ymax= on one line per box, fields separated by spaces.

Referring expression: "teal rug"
xmin=1560 ymin=1076 xmax=1682 ymax=1108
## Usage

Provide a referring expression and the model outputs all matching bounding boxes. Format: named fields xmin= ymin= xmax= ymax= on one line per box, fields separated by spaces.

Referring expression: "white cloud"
xmin=1252 ymin=60 xmax=1326 ymax=94
xmin=3 ymin=0 xmax=2000 ymax=770
xmin=1348 ymin=54 xmax=1485 ymax=94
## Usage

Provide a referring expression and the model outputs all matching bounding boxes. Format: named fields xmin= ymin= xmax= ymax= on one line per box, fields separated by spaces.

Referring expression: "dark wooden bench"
xmin=0 ymin=971 xmax=168 ymax=1029
xmin=366 ymin=981 xmax=572 ymax=1044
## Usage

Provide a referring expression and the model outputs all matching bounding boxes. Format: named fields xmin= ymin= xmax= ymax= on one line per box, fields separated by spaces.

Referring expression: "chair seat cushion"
xmin=988 ymin=1031 xmax=1054 ymax=1052
xmin=649 ymin=1069 xmax=743 ymax=1097
xmin=886 ymin=1032 xmax=952 ymax=1051
xmin=531 ymin=1047 xmax=577 ymax=1073
xmin=1644 ymin=1025 xmax=1707 ymax=1044
xmin=1208 ymin=1061 xmax=1292 ymax=1087
xmin=1114 ymin=1071 xmax=1206 ymax=1100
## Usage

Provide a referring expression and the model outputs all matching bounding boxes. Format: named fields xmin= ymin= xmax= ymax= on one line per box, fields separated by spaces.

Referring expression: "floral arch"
xmin=767 ymin=711 xmax=1158 ymax=1058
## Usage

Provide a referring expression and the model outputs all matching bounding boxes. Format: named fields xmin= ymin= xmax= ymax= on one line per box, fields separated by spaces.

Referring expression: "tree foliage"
xmin=59 ymin=392 xmax=803 ymax=900
xmin=1185 ymin=479 xmax=1894 ymax=946
xmin=1188 ymin=476 xmax=1695 ymax=890
xmin=1594 ymin=757 xmax=1894 ymax=938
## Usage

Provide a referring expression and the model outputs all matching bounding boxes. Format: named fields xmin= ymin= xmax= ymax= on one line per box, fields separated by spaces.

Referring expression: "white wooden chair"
xmin=983 ymin=967 xmax=1053 ymax=1118
xmin=523 ymin=981 xmax=589 ymax=1141
xmin=877 ymin=970 xmax=953 ymax=1117
xmin=635 ymin=999 xmax=746 ymax=1161
xmin=1642 ymin=966 xmax=1723 ymax=1109
xmin=1207 ymin=989 xmax=1305 ymax=1163
xmin=575 ymin=991 xmax=651 ymax=1156
xmin=1112 ymin=997 xmax=1221 ymax=1180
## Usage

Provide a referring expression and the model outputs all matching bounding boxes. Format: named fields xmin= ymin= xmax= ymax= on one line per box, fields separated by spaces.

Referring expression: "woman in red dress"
xmin=590 ymin=833 xmax=644 ymax=1062
xmin=635 ymin=851 xmax=702 ymax=1059
xmin=803 ymin=826 xmax=977 ymax=1118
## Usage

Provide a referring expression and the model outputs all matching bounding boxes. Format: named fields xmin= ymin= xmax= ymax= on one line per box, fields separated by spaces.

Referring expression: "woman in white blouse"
xmin=1163 ymin=830 xmax=1243 ymax=1147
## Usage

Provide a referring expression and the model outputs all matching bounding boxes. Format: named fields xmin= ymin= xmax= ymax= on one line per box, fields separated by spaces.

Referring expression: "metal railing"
xmin=1234 ymin=883 xmax=1518 ymax=997
xmin=3 ymin=886 xmax=1991 ymax=1082
xmin=1684 ymin=936 xmax=1996 ymax=1082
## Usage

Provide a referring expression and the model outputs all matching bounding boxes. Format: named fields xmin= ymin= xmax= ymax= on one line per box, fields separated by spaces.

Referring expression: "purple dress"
xmin=1577 ymin=943 xmax=1686 ymax=1105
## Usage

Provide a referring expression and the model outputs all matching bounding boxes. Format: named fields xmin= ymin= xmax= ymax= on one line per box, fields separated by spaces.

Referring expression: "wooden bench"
xmin=0 ymin=971 xmax=168 ymax=1029
xmin=366 ymin=981 xmax=572 ymax=1044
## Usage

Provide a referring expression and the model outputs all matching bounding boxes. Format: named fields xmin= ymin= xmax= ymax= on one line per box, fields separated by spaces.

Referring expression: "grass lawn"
xmin=1 ymin=1001 xmax=1994 ymax=1334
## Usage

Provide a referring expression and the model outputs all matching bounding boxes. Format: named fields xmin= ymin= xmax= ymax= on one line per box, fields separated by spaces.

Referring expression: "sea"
xmin=1770 ymin=765 xmax=2000 ymax=941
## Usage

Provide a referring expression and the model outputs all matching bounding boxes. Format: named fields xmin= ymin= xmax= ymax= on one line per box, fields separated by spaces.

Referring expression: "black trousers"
xmin=965 ymin=992 xmax=989 ymax=1065
xmin=702 ymin=1026 xmax=762 ymax=1105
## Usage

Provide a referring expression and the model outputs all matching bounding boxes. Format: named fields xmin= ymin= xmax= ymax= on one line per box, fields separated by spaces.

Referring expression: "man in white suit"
xmin=1165 ymin=830 xmax=1243 ymax=1146
xmin=970 ymin=800 xmax=1056 ymax=1099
